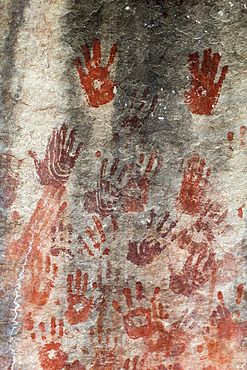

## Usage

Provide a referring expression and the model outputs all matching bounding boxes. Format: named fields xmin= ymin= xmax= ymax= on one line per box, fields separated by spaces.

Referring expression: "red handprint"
xmin=74 ymin=38 xmax=118 ymax=108
xmin=120 ymin=88 xmax=158 ymax=132
xmin=127 ymin=210 xmax=177 ymax=267
xmin=176 ymin=155 xmax=211 ymax=216
xmin=36 ymin=317 xmax=68 ymax=370
xmin=65 ymin=269 xmax=96 ymax=325
xmin=203 ymin=287 xmax=247 ymax=366
xmin=29 ymin=123 xmax=84 ymax=187
xmin=113 ymin=282 xmax=189 ymax=357
xmin=185 ymin=48 xmax=228 ymax=115
xmin=113 ymin=282 xmax=164 ymax=340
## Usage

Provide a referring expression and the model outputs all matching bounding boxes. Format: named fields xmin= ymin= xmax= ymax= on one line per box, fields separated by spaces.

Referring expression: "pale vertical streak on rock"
xmin=8 ymin=0 xmax=70 ymax=367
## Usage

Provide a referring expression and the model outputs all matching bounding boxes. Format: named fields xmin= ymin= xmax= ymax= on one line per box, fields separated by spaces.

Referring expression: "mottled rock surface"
xmin=1 ymin=0 xmax=247 ymax=369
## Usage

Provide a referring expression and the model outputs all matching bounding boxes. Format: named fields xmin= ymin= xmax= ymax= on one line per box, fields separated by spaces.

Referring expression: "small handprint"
xmin=169 ymin=247 xmax=216 ymax=296
xmin=84 ymin=153 xmax=163 ymax=218
xmin=203 ymin=287 xmax=247 ymax=366
xmin=74 ymin=38 xmax=118 ymax=108
xmin=65 ymin=269 xmax=97 ymax=325
xmin=29 ymin=123 xmax=84 ymax=187
xmin=120 ymin=88 xmax=158 ymax=133
xmin=90 ymin=322 xmax=117 ymax=369
xmin=176 ymin=154 xmax=211 ymax=215
xmin=50 ymin=220 xmax=74 ymax=260
xmin=185 ymin=48 xmax=228 ymax=115
xmin=34 ymin=317 xmax=68 ymax=370
xmin=77 ymin=215 xmax=110 ymax=259
xmin=227 ymin=126 xmax=246 ymax=151
xmin=24 ymin=248 xmax=58 ymax=306
xmin=127 ymin=210 xmax=177 ymax=267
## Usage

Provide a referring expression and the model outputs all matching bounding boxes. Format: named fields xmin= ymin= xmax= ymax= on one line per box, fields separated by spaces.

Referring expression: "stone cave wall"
xmin=1 ymin=0 xmax=247 ymax=369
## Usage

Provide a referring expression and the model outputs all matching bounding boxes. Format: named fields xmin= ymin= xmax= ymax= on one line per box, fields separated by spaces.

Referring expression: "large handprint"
xmin=74 ymin=38 xmax=118 ymax=108
xmin=29 ymin=123 xmax=84 ymax=187
xmin=185 ymin=48 xmax=228 ymax=115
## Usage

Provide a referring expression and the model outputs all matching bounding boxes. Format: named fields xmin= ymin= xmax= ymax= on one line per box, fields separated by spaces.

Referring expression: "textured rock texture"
xmin=1 ymin=0 xmax=247 ymax=368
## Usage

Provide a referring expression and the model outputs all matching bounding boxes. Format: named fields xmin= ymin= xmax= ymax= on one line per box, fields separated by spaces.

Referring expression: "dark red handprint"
xmin=29 ymin=123 xmax=84 ymax=187
xmin=176 ymin=155 xmax=210 ymax=216
xmin=120 ymin=88 xmax=158 ymax=132
xmin=65 ymin=269 xmax=96 ymax=325
xmin=185 ymin=48 xmax=228 ymax=115
xmin=127 ymin=210 xmax=177 ymax=267
xmin=74 ymin=38 xmax=118 ymax=108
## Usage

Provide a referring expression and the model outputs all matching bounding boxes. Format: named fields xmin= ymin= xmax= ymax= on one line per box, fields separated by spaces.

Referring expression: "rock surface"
xmin=1 ymin=0 xmax=247 ymax=368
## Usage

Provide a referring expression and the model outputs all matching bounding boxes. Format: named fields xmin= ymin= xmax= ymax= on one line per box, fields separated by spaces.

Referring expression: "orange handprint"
xmin=74 ymin=38 xmax=118 ymax=108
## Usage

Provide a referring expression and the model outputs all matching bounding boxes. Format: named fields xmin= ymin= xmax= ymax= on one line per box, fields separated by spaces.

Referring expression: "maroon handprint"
xmin=74 ymin=38 xmax=118 ymax=108
xmin=29 ymin=123 xmax=84 ymax=187
xmin=169 ymin=245 xmax=216 ymax=296
xmin=185 ymin=48 xmax=228 ymax=115
xmin=84 ymin=153 xmax=163 ymax=218
xmin=120 ymin=88 xmax=158 ymax=132
xmin=127 ymin=210 xmax=177 ymax=267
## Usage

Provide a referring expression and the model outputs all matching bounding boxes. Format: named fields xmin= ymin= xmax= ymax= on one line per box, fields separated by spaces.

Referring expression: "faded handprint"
xmin=24 ymin=248 xmax=58 ymax=306
xmin=65 ymin=269 xmax=97 ymax=325
xmin=34 ymin=317 xmax=68 ymax=370
xmin=78 ymin=215 xmax=110 ymax=259
xmin=127 ymin=210 xmax=177 ymax=267
xmin=185 ymin=48 xmax=228 ymax=115
xmin=176 ymin=155 xmax=211 ymax=216
xmin=120 ymin=88 xmax=158 ymax=132
xmin=84 ymin=153 xmax=163 ymax=218
xmin=90 ymin=322 xmax=117 ymax=369
xmin=227 ymin=125 xmax=246 ymax=151
xmin=203 ymin=287 xmax=247 ymax=366
xmin=169 ymin=246 xmax=216 ymax=296
xmin=123 ymin=355 xmax=175 ymax=369
xmin=29 ymin=123 xmax=83 ymax=187
xmin=74 ymin=38 xmax=118 ymax=108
